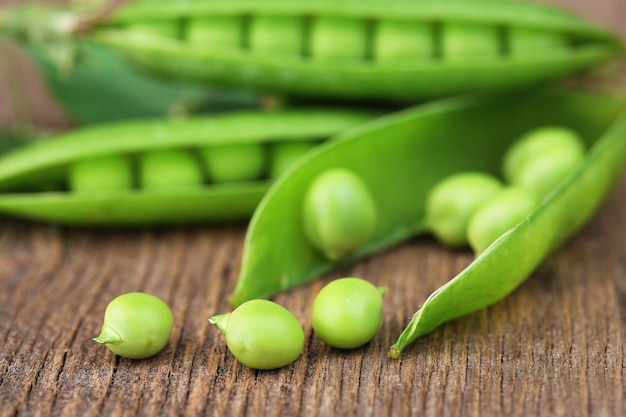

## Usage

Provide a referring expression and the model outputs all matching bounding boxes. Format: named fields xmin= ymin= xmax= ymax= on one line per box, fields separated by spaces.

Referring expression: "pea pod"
xmin=94 ymin=0 xmax=623 ymax=101
xmin=0 ymin=109 xmax=376 ymax=225
xmin=3 ymin=0 xmax=620 ymax=102
xmin=230 ymin=90 xmax=626 ymax=356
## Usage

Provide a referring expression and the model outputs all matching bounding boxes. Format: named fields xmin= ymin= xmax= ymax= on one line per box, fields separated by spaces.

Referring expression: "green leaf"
xmin=0 ymin=129 xmax=38 ymax=155
xmin=26 ymin=40 xmax=257 ymax=125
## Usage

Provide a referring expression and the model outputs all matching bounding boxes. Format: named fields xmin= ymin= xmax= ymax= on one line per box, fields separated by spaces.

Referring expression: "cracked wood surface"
xmin=0 ymin=0 xmax=625 ymax=416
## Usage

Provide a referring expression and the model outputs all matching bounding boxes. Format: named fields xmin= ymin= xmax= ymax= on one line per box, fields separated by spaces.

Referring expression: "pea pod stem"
xmin=208 ymin=314 xmax=230 ymax=334
xmin=93 ymin=325 xmax=123 ymax=345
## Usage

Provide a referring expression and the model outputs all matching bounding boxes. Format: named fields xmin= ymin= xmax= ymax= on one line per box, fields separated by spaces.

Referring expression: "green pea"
xmin=188 ymin=16 xmax=242 ymax=48
xmin=249 ymin=15 xmax=303 ymax=54
xmin=309 ymin=17 xmax=368 ymax=60
xmin=442 ymin=21 xmax=499 ymax=60
xmin=509 ymin=26 xmax=567 ymax=57
xmin=374 ymin=20 xmax=433 ymax=61
xmin=426 ymin=172 xmax=504 ymax=248
xmin=503 ymin=126 xmax=586 ymax=198
xmin=126 ymin=21 xmax=179 ymax=38
xmin=139 ymin=150 xmax=204 ymax=189
xmin=511 ymin=147 xmax=586 ymax=199
xmin=68 ymin=155 xmax=133 ymax=193
xmin=93 ymin=292 xmax=174 ymax=359
xmin=302 ymin=168 xmax=377 ymax=260
xmin=312 ymin=277 xmax=387 ymax=349
xmin=201 ymin=143 xmax=266 ymax=183
xmin=209 ymin=299 xmax=304 ymax=370
xmin=269 ymin=141 xmax=317 ymax=178
xmin=467 ymin=186 xmax=539 ymax=255
xmin=503 ymin=127 xmax=584 ymax=180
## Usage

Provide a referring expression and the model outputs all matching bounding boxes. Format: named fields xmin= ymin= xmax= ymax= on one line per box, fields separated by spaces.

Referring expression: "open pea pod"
xmin=231 ymin=90 xmax=626 ymax=353
xmin=72 ymin=0 xmax=622 ymax=102
xmin=0 ymin=109 xmax=376 ymax=225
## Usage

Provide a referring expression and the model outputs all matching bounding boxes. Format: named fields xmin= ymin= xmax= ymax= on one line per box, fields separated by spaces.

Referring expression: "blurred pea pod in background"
xmin=27 ymin=40 xmax=261 ymax=125
xmin=0 ymin=0 xmax=262 ymax=142
xmin=20 ymin=0 xmax=623 ymax=102
xmin=0 ymin=0 xmax=623 ymax=107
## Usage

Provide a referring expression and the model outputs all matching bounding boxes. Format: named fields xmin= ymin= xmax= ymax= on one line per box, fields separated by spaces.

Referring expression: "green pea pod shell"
xmin=81 ymin=0 xmax=623 ymax=102
xmin=0 ymin=109 xmax=376 ymax=225
xmin=230 ymin=90 xmax=626 ymax=356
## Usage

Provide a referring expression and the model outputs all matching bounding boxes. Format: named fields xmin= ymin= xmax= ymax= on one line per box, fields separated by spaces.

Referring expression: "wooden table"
xmin=1 ymin=1 xmax=625 ymax=415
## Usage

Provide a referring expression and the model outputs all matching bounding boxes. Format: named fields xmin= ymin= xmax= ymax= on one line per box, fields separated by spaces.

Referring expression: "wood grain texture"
xmin=0 ymin=1 xmax=625 ymax=416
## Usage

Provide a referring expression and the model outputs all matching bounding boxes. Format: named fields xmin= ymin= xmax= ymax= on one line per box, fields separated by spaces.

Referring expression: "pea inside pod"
xmin=373 ymin=19 xmax=433 ymax=61
xmin=502 ymin=126 xmax=587 ymax=199
xmin=140 ymin=150 xmax=204 ymax=189
xmin=466 ymin=186 xmax=540 ymax=255
xmin=230 ymin=90 xmax=626 ymax=357
xmin=57 ymin=0 xmax=622 ymax=102
xmin=188 ymin=16 xmax=242 ymax=48
xmin=0 ymin=108 xmax=377 ymax=225
xmin=69 ymin=155 xmax=134 ymax=193
xmin=249 ymin=15 xmax=304 ymax=55
xmin=269 ymin=142 xmax=318 ymax=178
xmin=442 ymin=21 xmax=499 ymax=61
xmin=309 ymin=17 xmax=368 ymax=61
xmin=509 ymin=26 xmax=568 ymax=57
xmin=127 ymin=20 xmax=179 ymax=38
xmin=425 ymin=172 xmax=504 ymax=248
xmin=302 ymin=168 xmax=377 ymax=260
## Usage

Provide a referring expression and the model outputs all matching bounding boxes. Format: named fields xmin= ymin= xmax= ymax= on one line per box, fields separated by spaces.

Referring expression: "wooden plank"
xmin=0 ymin=0 xmax=624 ymax=416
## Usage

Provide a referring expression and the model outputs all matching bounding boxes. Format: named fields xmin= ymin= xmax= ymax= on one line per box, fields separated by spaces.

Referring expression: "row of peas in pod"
xmin=69 ymin=141 xmax=317 ymax=192
xmin=95 ymin=277 xmax=386 ymax=370
xmin=0 ymin=109 xmax=375 ymax=225
xmin=129 ymin=13 xmax=566 ymax=62
xmin=76 ymin=0 xmax=620 ymax=101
